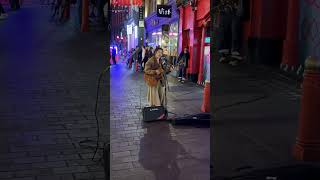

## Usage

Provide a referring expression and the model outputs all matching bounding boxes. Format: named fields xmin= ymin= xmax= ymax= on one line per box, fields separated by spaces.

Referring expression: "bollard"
xmin=80 ymin=0 xmax=89 ymax=32
xmin=293 ymin=56 xmax=320 ymax=161
xmin=201 ymin=80 xmax=210 ymax=112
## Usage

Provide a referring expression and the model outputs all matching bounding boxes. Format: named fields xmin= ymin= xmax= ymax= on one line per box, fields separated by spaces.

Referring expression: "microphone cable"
xmin=91 ymin=66 xmax=110 ymax=161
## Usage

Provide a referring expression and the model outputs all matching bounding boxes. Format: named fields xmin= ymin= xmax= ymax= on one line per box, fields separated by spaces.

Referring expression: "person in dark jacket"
xmin=142 ymin=46 xmax=149 ymax=70
xmin=112 ymin=46 xmax=117 ymax=65
xmin=177 ymin=47 xmax=190 ymax=82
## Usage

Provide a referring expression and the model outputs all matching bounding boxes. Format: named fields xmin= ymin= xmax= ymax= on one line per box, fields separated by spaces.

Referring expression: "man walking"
xmin=177 ymin=47 xmax=190 ymax=82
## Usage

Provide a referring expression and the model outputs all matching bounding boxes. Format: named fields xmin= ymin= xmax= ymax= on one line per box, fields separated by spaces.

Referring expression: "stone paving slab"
xmin=212 ymin=62 xmax=302 ymax=178
xmin=0 ymin=6 xmax=107 ymax=180
xmin=110 ymin=63 xmax=210 ymax=180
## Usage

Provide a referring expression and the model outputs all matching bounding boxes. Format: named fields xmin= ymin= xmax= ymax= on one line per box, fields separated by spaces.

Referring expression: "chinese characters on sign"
xmin=157 ymin=5 xmax=172 ymax=18
xmin=139 ymin=6 xmax=144 ymax=20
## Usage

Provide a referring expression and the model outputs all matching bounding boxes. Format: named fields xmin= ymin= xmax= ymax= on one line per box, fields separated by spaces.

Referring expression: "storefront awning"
xmin=111 ymin=0 xmax=143 ymax=6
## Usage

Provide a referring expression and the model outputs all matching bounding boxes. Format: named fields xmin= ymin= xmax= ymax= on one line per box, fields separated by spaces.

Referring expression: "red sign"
xmin=111 ymin=0 xmax=143 ymax=6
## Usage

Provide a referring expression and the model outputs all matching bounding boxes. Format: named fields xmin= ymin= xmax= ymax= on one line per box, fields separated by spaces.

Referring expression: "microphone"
xmin=161 ymin=56 xmax=167 ymax=67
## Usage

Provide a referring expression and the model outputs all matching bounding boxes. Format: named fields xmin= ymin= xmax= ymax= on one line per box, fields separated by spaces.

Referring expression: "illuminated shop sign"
xmin=127 ymin=24 xmax=132 ymax=35
xmin=157 ymin=5 xmax=172 ymax=18
xmin=205 ymin=37 xmax=210 ymax=43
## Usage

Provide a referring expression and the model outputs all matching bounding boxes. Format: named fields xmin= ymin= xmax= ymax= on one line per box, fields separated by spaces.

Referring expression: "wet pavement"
xmin=110 ymin=61 xmax=210 ymax=180
xmin=212 ymin=61 xmax=304 ymax=179
xmin=0 ymin=4 xmax=108 ymax=180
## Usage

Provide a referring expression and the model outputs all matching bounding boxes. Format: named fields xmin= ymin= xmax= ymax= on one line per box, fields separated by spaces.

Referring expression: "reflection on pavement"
xmin=139 ymin=122 xmax=185 ymax=180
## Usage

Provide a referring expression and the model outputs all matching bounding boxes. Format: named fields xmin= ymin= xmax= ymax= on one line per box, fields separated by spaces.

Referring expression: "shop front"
xmin=126 ymin=21 xmax=139 ymax=51
xmin=147 ymin=22 xmax=179 ymax=56
xmin=145 ymin=0 xmax=179 ymax=60
xmin=178 ymin=0 xmax=210 ymax=83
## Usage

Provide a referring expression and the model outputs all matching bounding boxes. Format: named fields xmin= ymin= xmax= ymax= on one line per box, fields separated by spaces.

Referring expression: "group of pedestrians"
xmin=128 ymin=45 xmax=190 ymax=83
xmin=112 ymin=43 xmax=191 ymax=85
xmin=125 ymin=45 xmax=154 ymax=72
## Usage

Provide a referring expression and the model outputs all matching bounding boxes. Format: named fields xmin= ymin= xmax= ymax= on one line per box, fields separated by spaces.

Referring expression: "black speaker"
xmin=142 ymin=106 xmax=167 ymax=122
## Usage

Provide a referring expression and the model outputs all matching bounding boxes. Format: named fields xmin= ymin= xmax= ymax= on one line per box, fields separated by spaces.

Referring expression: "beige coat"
xmin=144 ymin=56 xmax=171 ymax=106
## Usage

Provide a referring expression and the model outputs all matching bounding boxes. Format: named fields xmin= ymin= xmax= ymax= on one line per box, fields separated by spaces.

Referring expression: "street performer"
xmin=144 ymin=47 xmax=173 ymax=106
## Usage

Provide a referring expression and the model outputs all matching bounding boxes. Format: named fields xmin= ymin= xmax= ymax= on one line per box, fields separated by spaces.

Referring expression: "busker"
xmin=144 ymin=47 xmax=173 ymax=106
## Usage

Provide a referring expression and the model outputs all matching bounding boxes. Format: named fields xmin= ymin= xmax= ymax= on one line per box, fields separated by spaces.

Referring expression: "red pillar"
xmin=198 ymin=26 xmax=206 ymax=84
xmin=178 ymin=7 xmax=184 ymax=54
xmin=293 ymin=57 xmax=320 ymax=161
xmin=282 ymin=0 xmax=300 ymax=69
xmin=81 ymin=0 xmax=89 ymax=32
xmin=201 ymin=81 xmax=210 ymax=112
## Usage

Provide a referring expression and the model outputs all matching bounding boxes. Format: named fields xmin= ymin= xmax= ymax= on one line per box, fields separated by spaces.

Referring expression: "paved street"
xmin=0 ymin=5 xmax=108 ymax=180
xmin=110 ymin=61 xmax=210 ymax=180
xmin=212 ymin=61 xmax=313 ymax=178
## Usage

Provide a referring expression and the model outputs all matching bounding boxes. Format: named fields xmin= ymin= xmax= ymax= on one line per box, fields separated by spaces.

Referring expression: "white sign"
xmin=139 ymin=20 xmax=144 ymax=28
xmin=158 ymin=8 xmax=171 ymax=16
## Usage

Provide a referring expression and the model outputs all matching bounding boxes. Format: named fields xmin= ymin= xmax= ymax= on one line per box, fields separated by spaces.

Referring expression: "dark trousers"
xmin=0 ymin=3 xmax=5 ymax=14
xmin=231 ymin=16 xmax=242 ymax=52
xmin=97 ymin=0 xmax=106 ymax=26
xmin=219 ymin=13 xmax=242 ymax=53
xmin=10 ymin=0 xmax=20 ymax=10
xmin=179 ymin=65 xmax=186 ymax=78
xmin=112 ymin=56 xmax=116 ymax=64
xmin=220 ymin=13 xmax=232 ymax=52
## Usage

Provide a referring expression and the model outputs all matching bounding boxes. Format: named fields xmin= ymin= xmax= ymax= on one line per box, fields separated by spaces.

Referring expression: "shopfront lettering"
xmin=158 ymin=8 xmax=171 ymax=16
xmin=157 ymin=5 xmax=172 ymax=18
xmin=152 ymin=20 xmax=159 ymax=26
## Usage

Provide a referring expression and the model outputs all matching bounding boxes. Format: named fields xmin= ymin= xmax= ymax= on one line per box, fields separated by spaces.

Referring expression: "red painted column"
xmin=282 ymin=0 xmax=300 ymax=68
xmin=81 ymin=0 xmax=89 ymax=32
xmin=293 ymin=56 xmax=320 ymax=161
xmin=187 ymin=7 xmax=195 ymax=79
xmin=198 ymin=25 xmax=206 ymax=84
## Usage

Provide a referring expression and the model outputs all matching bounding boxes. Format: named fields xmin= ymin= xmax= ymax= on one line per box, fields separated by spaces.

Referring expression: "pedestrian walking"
xmin=0 ymin=3 xmax=8 ymax=20
xmin=144 ymin=47 xmax=174 ymax=106
xmin=134 ymin=46 xmax=140 ymax=72
xmin=149 ymin=47 xmax=154 ymax=56
xmin=142 ymin=46 xmax=150 ymax=69
xmin=140 ymin=45 xmax=146 ymax=71
xmin=177 ymin=47 xmax=190 ymax=82
xmin=112 ymin=46 xmax=117 ymax=65
xmin=128 ymin=48 xmax=135 ymax=68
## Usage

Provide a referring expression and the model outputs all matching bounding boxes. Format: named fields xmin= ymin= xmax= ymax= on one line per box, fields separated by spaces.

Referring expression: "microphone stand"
xmin=163 ymin=69 xmax=168 ymax=118
xmin=161 ymin=57 xmax=169 ymax=119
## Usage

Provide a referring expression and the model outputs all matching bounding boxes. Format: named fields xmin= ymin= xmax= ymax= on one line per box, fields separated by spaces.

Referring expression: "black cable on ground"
xmin=213 ymin=94 xmax=268 ymax=113
xmin=91 ymin=66 xmax=110 ymax=161
xmin=76 ymin=66 xmax=109 ymax=163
